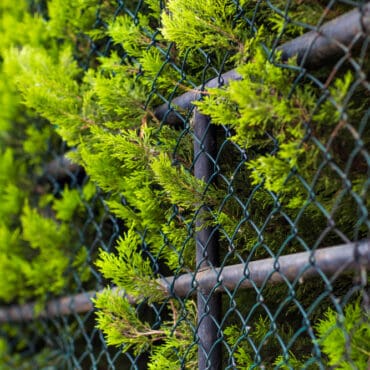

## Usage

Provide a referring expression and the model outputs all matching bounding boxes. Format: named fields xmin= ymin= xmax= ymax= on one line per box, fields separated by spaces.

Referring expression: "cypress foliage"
xmin=0 ymin=0 xmax=368 ymax=368
xmin=0 ymin=0 xmax=98 ymax=365
xmin=0 ymin=0 xmax=94 ymax=306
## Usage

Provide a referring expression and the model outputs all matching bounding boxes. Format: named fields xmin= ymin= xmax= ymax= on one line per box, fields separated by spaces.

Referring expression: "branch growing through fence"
xmin=41 ymin=5 xmax=370 ymax=179
xmin=154 ymin=5 xmax=370 ymax=126
xmin=1 ymin=240 xmax=368 ymax=323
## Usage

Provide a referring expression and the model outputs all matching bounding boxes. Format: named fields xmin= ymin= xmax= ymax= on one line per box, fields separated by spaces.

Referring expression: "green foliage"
xmin=315 ymin=302 xmax=370 ymax=369
xmin=0 ymin=0 xmax=368 ymax=368
xmin=197 ymin=47 xmax=318 ymax=212
xmin=94 ymin=288 xmax=156 ymax=350
xmin=273 ymin=353 xmax=307 ymax=369
xmin=4 ymin=0 xmax=207 ymax=364
xmin=224 ymin=324 xmax=254 ymax=368
xmin=94 ymin=290 xmax=197 ymax=367
xmin=151 ymin=152 xmax=215 ymax=210
xmin=223 ymin=316 xmax=316 ymax=369
xmin=47 ymin=0 xmax=100 ymax=38
xmin=0 ymin=0 xmax=98 ymax=306
xmin=161 ymin=0 xmax=248 ymax=54
xmin=0 ymin=181 xmax=93 ymax=303
xmin=160 ymin=0 xmax=339 ymax=65
xmin=197 ymin=46 xmax=365 ymax=249
xmin=7 ymin=46 xmax=83 ymax=146
xmin=0 ymin=335 xmax=66 ymax=370
xmin=96 ymin=228 xmax=166 ymax=303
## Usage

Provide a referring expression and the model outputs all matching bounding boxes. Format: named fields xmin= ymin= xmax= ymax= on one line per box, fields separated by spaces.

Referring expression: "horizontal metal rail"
xmin=163 ymin=240 xmax=370 ymax=296
xmin=154 ymin=5 xmax=370 ymax=126
xmin=0 ymin=289 xmax=134 ymax=324
xmin=38 ymin=153 xmax=82 ymax=184
xmin=279 ymin=3 xmax=370 ymax=68
xmin=1 ymin=240 xmax=368 ymax=323
xmin=42 ymin=155 xmax=81 ymax=179
xmin=42 ymin=5 xmax=370 ymax=177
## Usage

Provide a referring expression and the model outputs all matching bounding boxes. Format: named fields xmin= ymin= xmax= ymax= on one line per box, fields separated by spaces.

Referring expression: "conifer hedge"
xmin=0 ymin=0 xmax=369 ymax=368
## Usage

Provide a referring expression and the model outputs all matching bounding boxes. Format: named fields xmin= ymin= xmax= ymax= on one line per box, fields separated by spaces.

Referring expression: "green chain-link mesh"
xmin=0 ymin=1 xmax=369 ymax=369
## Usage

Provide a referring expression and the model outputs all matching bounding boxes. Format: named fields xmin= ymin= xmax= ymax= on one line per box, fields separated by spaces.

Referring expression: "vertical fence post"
xmin=193 ymin=110 xmax=221 ymax=370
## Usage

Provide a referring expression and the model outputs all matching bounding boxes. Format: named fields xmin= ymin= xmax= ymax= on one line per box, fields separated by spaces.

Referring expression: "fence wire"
xmin=0 ymin=0 xmax=369 ymax=369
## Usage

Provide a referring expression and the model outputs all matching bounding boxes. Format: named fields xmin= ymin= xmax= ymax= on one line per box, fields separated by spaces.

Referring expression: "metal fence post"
xmin=193 ymin=110 xmax=221 ymax=370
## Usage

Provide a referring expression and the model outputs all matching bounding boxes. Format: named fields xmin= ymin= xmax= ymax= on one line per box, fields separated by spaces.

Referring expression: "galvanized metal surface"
xmin=1 ymin=241 xmax=368 ymax=323
xmin=278 ymin=4 xmax=370 ymax=68
xmin=165 ymin=241 xmax=370 ymax=297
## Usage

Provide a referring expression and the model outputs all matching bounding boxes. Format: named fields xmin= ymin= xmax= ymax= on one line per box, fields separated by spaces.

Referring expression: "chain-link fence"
xmin=0 ymin=1 xmax=369 ymax=369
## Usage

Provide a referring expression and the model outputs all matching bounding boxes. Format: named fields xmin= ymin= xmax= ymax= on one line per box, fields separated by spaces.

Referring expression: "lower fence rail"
xmin=1 ymin=240 xmax=368 ymax=324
